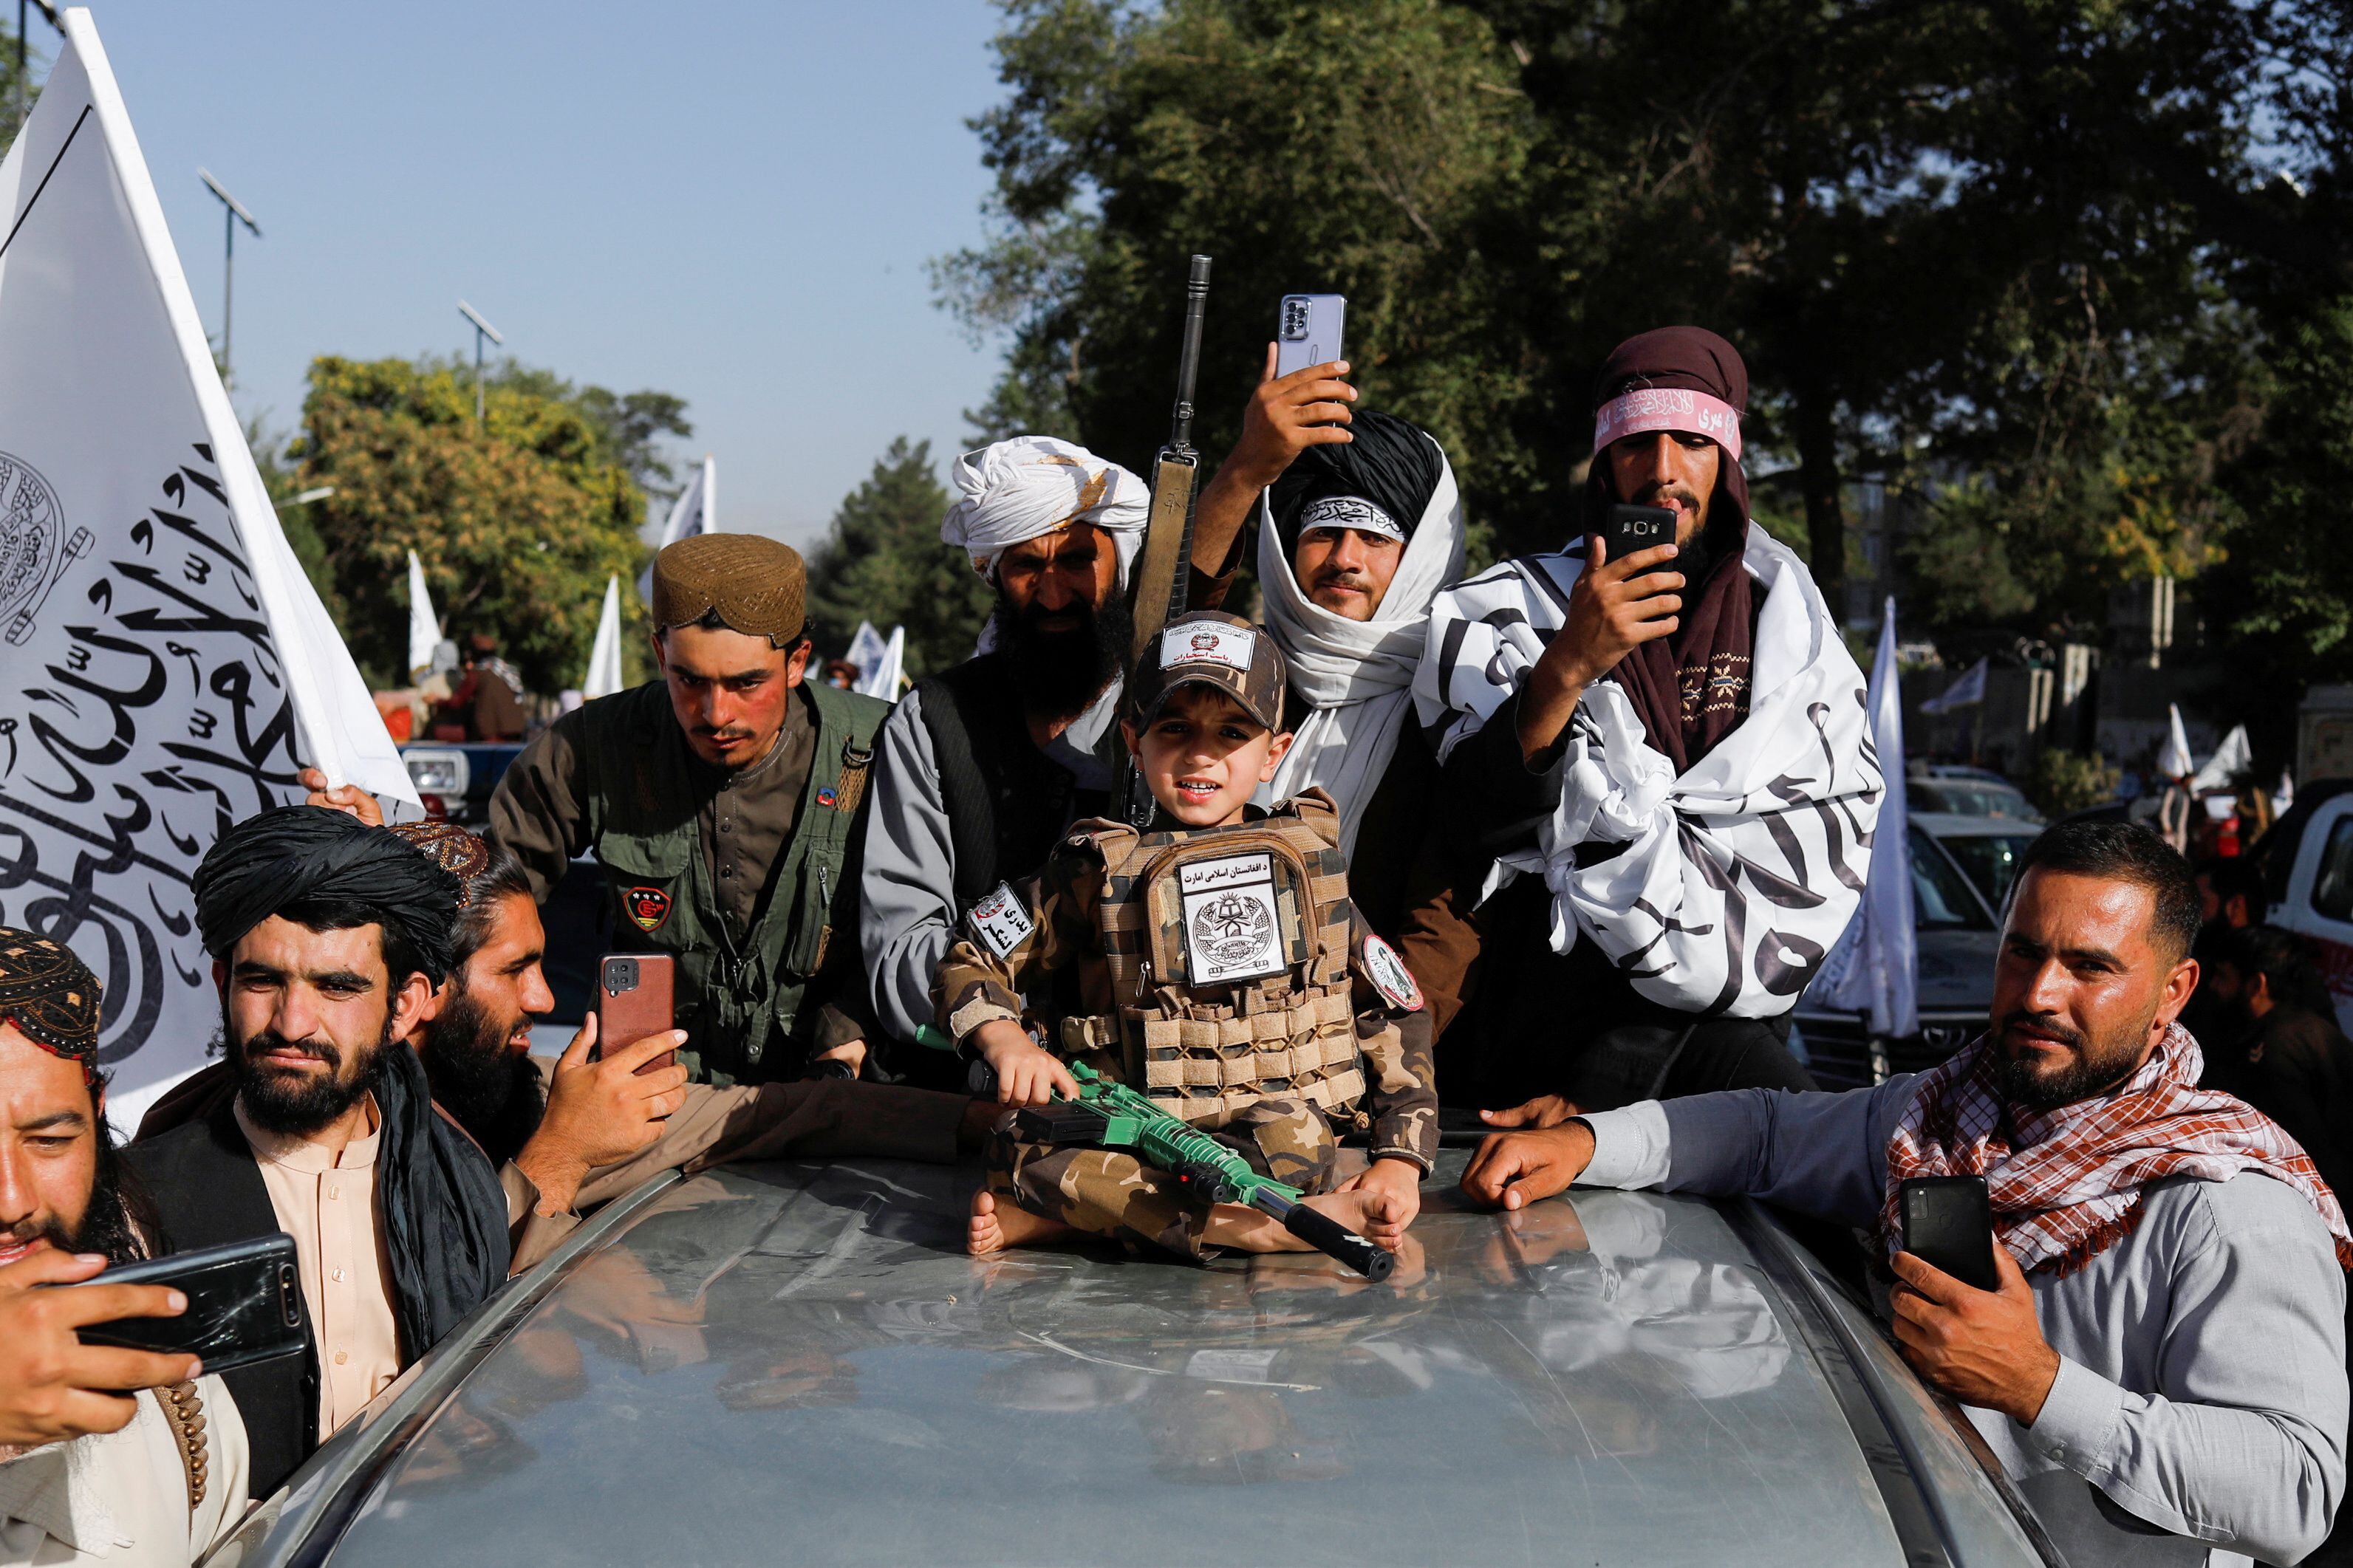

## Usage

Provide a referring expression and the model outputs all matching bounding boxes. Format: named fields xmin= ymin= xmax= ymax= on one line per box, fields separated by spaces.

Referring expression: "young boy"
xmin=935 ymin=610 xmax=1436 ymax=1262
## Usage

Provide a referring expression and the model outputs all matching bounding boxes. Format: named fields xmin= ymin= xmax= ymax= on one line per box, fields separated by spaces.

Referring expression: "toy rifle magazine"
xmin=1014 ymin=1062 xmax=1396 ymax=1281
xmin=1120 ymin=253 xmax=1213 ymax=828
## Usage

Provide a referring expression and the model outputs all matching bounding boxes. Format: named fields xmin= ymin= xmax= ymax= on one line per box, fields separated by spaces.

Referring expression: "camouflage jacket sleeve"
xmin=931 ymin=838 xmax=1106 ymax=1047
xmin=1349 ymin=904 xmax=1440 ymax=1172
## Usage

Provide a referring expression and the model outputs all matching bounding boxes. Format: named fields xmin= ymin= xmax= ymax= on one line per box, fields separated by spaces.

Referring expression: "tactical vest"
xmin=1059 ymin=792 xmax=1376 ymax=1129
xmin=914 ymin=652 xmax=1115 ymax=908
xmin=577 ymin=679 xmax=884 ymax=1084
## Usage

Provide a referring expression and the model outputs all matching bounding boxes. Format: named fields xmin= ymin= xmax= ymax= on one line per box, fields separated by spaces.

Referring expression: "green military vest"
xmin=576 ymin=679 xmax=885 ymax=1084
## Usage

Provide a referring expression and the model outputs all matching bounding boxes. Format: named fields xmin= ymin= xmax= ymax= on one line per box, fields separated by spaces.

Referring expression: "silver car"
xmin=209 ymin=1152 xmax=2059 ymax=1567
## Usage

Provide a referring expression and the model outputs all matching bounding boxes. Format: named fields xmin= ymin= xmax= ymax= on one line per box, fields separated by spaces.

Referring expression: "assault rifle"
xmin=1120 ymin=253 xmax=1214 ymax=828
xmin=1014 ymin=1061 xmax=1396 ymax=1281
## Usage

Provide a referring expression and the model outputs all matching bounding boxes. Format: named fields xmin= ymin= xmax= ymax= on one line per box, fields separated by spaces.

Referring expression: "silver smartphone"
xmin=1274 ymin=293 xmax=1346 ymax=377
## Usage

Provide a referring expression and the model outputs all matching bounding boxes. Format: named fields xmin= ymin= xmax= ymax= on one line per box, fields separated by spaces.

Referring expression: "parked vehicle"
xmin=397 ymin=740 xmax=527 ymax=827
xmin=205 ymin=1152 xmax=2060 ymax=1567
xmin=2252 ymin=778 xmax=2353 ymax=1033
xmin=1912 ymin=812 xmax=2041 ymax=914
xmin=1905 ymin=767 xmax=2043 ymax=823
xmin=1794 ymin=824 xmax=1995 ymax=1090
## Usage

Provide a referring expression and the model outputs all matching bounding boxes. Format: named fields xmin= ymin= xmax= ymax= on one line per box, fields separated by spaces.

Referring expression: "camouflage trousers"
xmin=983 ymin=1097 xmax=1340 ymax=1261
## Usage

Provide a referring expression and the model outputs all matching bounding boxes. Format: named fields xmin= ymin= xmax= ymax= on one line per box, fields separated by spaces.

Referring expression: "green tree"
xmin=805 ymin=438 xmax=992 ymax=680
xmin=288 ymin=355 xmax=655 ymax=694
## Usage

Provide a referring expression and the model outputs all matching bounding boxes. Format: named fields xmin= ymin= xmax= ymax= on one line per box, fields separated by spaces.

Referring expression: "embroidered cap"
xmin=651 ymin=533 xmax=807 ymax=647
xmin=0 ymin=925 xmax=100 ymax=1086
xmin=1127 ymin=610 xmax=1288 ymax=731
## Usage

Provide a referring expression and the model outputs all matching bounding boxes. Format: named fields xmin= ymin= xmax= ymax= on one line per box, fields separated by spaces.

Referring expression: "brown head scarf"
xmin=1585 ymin=326 xmax=1754 ymax=773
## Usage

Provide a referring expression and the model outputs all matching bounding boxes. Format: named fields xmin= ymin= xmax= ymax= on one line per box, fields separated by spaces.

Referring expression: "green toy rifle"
xmin=1013 ymin=1061 xmax=1395 ymax=1281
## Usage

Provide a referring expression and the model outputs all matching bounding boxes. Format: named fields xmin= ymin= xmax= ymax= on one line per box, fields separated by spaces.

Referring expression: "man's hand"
xmin=0 ymin=1250 xmax=201 ymax=1448
xmin=1889 ymin=1242 xmax=2060 ymax=1426
xmin=1189 ymin=347 xmax=1359 ymax=575
xmin=1458 ymin=1120 xmax=1596 ymax=1211
xmin=515 ymin=1013 xmax=691 ymax=1215
xmin=971 ymin=1020 xmax=1077 ymax=1107
xmin=810 ymin=1039 xmax=867 ymax=1078
xmin=1515 ymin=536 xmax=1686 ymax=762
xmin=298 ymin=767 xmax=386 ymax=827
xmin=1478 ymin=1093 xmax=1582 ymax=1129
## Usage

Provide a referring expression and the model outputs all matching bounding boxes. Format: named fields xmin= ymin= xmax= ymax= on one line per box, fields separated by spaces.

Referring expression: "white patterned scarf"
xmin=1412 ymin=524 xmax=1882 ymax=1017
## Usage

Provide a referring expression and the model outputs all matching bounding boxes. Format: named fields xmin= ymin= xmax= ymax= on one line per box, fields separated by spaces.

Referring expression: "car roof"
xmin=247 ymin=1154 xmax=2051 ymax=1568
xmin=1910 ymin=811 xmax=2046 ymax=838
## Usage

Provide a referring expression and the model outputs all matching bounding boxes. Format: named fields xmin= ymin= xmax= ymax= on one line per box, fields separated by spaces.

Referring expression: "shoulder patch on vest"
xmin=969 ymin=883 xmax=1035 ymax=959
xmin=1358 ymin=932 xmax=1424 ymax=1013
xmin=624 ymin=886 xmax=673 ymax=934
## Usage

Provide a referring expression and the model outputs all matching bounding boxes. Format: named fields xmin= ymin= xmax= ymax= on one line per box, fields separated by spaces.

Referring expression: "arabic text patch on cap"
xmin=1128 ymin=610 xmax=1286 ymax=730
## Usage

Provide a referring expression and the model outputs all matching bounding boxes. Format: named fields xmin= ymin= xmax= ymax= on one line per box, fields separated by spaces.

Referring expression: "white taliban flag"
xmin=1919 ymin=655 xmax=1988 ymax=715
xmin=583 ymin=574 xmax=625 ymax=699
xmin=856 ymin=626 xmax=905 ymax=702
xmin=2158 ymin=702 xmax=2196 ymax=780
xmin=2190 ymin=722 xmax=2251 ymax=794
xmin=0 ymin=10 xmax=416 ymax=1121
xmin=405 ymin=548 xmax=441 ymax=682
xmin=636 ymin=453 xmax=714 ymax=602
xmin=1810 ymin=599 xmax=1919 ymax=1038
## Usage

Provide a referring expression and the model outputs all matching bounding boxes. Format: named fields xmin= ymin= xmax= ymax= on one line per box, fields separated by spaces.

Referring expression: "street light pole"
xmin=198 ymin=169 xmax=259 ymax=384
xmin=457 ymin=301 xmax=504 ymax=423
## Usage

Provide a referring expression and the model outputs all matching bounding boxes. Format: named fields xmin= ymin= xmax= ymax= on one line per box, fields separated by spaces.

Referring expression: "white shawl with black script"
xmin=1412 ymin=523 xmax=1882 ymax=1017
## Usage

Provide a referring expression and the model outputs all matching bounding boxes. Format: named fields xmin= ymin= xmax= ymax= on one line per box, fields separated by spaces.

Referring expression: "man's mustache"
xmin=243 ymin=1030 xmax=343 ymax=1070
xmin=1635 ymin=482 xmax=1703 ymax=513
xmin=1997 ymin=1009 xmax=2086 ymax=1052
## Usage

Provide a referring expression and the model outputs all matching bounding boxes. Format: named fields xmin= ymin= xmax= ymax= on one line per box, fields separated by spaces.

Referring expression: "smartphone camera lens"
xmin=1282 ymin=298 xmax=1308 ymax=340
xmin=604 ymin=958 xmax=637 ymax=993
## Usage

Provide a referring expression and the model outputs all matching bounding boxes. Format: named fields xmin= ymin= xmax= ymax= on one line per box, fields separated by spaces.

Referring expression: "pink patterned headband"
xmin=1593 ymin=387 xmax=1742 ymax=462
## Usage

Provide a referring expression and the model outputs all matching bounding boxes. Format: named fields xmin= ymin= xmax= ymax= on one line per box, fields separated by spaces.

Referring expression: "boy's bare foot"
xmin=1200 ymin=1185 xmax=1413 ymax=1255
xmin=966 ymin=1188 xmax=1072 ymax=1256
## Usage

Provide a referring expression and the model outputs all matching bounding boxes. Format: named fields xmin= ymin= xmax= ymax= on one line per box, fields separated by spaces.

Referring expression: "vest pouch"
xmin=595 ymin=831 xmax=695 ymax=953
xmin=1132 ymin=830 xmax=1322 ymax=994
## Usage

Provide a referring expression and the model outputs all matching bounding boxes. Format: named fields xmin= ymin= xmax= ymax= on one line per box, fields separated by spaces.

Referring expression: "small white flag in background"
xmin=844 ymin=620 xmax=888 ymax=680
xmin=583 ymin=575 xmax=625 ymax=699
xmin=1811 ymin=598 xmax=1919 ymax=1039
xmin=0 ymin=10 xmax=415 ymax=1123
xmin=636 ymin=453 xmax=714 ymax=602
xmin=856 ymin=626 xmax=905 ymax=702
xmin=405 ymin=548 xmax=441 ymax=682
xmin=1918 ymin=655 xmax=1988 ymax=716
xmin=2190 ymin=723 xmax=2251 ymax=794
xmin=2158 ymin=702 xmax=2196 ymax=780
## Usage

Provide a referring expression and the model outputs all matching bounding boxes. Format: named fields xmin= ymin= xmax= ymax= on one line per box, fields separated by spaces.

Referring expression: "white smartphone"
xmin=1274 ymin=293 xmax=1346 ymax=378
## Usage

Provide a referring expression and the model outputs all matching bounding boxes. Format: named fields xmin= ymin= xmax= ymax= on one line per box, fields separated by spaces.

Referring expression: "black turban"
xmin=0 ymin=926 xmax=100 ymax=1085
xmin=193 ymin=806 xmax=462 ymax=985
xmin=1268 ymin=408 xmax=1446 ymax=555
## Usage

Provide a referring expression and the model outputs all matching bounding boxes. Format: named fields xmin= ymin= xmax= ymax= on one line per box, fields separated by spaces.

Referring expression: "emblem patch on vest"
xmin=818 ymin=786 xmax=839 ymax=808
xmin=970 ymin=883 xmax=1034 ymax=959
xmin=1178 ymin=853 xmax=1286 ymax=985
xmin=624 ymin=886 xmax=673 ymax=933
xmin=1359 ymin=932 xmax=1424 ymax=1013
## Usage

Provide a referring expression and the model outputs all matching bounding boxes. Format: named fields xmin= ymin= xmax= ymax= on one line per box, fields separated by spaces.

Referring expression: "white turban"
xmin=941 ymin=436 xmax=1149 ymax=588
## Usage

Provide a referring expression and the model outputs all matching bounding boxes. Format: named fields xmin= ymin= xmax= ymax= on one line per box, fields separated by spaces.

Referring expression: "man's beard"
xmin=1992 ymin=1007 xmax=2154 ymax=1112
xmin=997 ymin=581 xmax=1131 ymax=722
xmin=228 ymin=1007 xmax=393 ymax=1137
xmin=4 ymin=1132 xmax=146 ymax=1267
xmin=420 ymin=985 xmax=547 ymax=1166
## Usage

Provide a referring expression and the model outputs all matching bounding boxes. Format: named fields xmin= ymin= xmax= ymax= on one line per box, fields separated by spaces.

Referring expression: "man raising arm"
xmin=1464 ymin=821 xmax=2349 ymax=1567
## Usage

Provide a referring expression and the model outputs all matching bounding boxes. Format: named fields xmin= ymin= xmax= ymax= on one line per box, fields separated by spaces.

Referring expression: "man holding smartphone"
xmin=1410 ymin=326 xmax=1877 ymax=1112
xmin=1461 ymin=822 xmax=2352 ymax=1566
xmin=1 ymin=928 xmax=254 ymax=1565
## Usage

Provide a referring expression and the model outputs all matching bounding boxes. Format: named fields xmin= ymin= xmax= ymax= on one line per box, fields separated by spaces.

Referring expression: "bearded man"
xmin=124 ymin=807 xmax=512 ymax=1498
xmin=858 ymin=421 xmax=1287 ymax=1072
xmin=489 ymin=533 xmax=884 ymax=1083
xmin=1181 ymin=383 xmax=1466 ymax=935
xmin=1464 ymin=821 xmax=2352 ymax=1567
xmin=0 ymin=928 xmax=255 ymax=1566
xmin=1411 ymin=327 xmax=1879 ymax=1111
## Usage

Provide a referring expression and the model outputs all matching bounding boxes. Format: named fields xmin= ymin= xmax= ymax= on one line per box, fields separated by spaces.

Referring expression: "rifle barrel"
xmin=1169 ymin=254 xmax=1212 ymax=451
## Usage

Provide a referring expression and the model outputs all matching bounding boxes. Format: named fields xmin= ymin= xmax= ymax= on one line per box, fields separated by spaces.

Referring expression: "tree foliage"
xmin=288 ymin=356 xmax=663 ymax=694
xmin=804 ymin=438 xmax=993 ymax=681
xmin=943 ymin=0 xmax=2350 ymax=657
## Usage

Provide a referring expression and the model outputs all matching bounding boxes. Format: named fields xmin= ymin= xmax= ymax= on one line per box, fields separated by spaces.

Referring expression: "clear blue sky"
xmin=49 ymin=0 xmax=1010 ymax=546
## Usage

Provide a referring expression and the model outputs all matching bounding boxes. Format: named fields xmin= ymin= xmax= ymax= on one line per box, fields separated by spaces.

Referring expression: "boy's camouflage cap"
xmin=651 ymin=533 xmax=806 ymax=646
xmin=1127 ymin=610 xmax=1287 ymax=730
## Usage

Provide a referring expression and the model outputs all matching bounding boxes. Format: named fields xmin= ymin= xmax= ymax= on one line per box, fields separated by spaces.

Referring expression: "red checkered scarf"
xmin=1880 ymin=1022 xmax=2353 ymax=1278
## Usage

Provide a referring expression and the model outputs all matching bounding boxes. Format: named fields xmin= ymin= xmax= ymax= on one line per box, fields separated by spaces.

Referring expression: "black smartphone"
xmin=1899 ymin=1175 xmax=2000 ymax=1293
xmin=69 ymin=1233 xmax=307 ymax=1374
xmin=1602 ymin=502 xmax=1678 ymax=566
